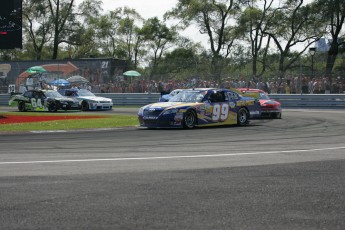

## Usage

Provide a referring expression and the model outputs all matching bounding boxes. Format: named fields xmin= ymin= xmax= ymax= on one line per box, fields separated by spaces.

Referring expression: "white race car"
xmin=63 ymin=89 xmax=113 ymax=111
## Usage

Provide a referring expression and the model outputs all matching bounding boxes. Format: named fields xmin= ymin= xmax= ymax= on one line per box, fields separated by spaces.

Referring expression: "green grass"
xmin=0 ymin=112 xmax=138 ymax=132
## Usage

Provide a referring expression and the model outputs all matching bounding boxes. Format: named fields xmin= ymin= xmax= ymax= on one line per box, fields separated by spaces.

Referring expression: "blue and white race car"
xmin=62 ymin=89 xmax=113 ymax=111
xmin=138 ymin=88 xmax=261 ymax=129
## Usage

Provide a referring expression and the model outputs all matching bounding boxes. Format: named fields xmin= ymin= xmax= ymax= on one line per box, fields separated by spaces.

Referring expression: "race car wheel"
xmin=81 ymin=101 xmax=89 ymax=111
xmin=48 ymin=102 xmax=58 ymax=112
xmin=183 ymin=110 xmax=196 ymax=129
xmin=64 ymin=105 xmax=71 ymax=111
xmin=272 ymin=112 xmax=282 ymax=119
xmin=18 ymin=101 xmax=26 ymax=112
xmin=237 ymin=108 xmax=249 ymax=126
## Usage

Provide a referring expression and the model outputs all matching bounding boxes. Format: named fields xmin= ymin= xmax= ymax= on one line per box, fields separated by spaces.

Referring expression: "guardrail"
xmin=0 ymin=94 xmax=10 ymax=106
xmin=95 ymin=93 xmax=160 ymax=106
xmin=269 ymin=94 xmax=345 ymax=108
xmin=1 ymin=93 xmax=345 ymax=108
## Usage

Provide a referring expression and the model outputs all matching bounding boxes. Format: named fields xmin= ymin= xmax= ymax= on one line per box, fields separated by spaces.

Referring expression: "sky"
xmin=100 ymin=0 xmax=178 ymax=19
xmin=97 ymin=0 xmax=314 ymax=20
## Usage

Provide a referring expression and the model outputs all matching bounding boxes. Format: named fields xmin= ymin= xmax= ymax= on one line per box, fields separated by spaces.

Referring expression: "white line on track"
xmin=30 ymin=130 xmax=67 ymax=133
xmin=30 ymin=128 xmax=123 ymax=133
xmin=1 ymin=146 xmax=345 ymax=165
xmin=286 ymin=109 xmax=345 ymax=114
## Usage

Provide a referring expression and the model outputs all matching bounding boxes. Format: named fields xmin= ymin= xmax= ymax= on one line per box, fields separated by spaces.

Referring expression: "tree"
xmin=22 ymin=0 xmax=53 ymax=60
xmin=48 ymin=0 xmax=79 ymax=59
xmin=140 ymin=17 xmax=177 ymax=79
xmin=116 ymin=8 xmax=144 ymax=69
xmin=237 ymin=0 xmax=274 ymax=80
xmin=95 ymin=8 xmax=122 ymax=58
xmin=315 ymin=0 xmax=345 ymax=78
xmin=264 ymin=0 xmax=323 ymax=79
xmin=65 ymin=0 xmax=103 ymax=58
xmin=92 ymin=7 xmax=146 ymax=66
xmin=157 ymin=45 xmax=203 ymax=79
xmin=167 ymin=0 xmax=245 ymax=83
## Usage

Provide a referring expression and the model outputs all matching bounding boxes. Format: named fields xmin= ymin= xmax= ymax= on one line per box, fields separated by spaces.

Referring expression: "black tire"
xmin=81 ymin=101 xmax=89 ymax=111
xmin=237 ymin=108 xmax=249 ymax=126
xmin=48 ymin=102 xmax=58 ymax=112
xmin=18 ymin=101 xmax=26 ymax=112
xmin=272 ymin=112 xmax=282 ymax=119
xmin=183 ymin=110 xmax=196 ymax=129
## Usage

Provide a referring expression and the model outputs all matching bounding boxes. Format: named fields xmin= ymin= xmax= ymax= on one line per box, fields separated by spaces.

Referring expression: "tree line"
xmin=0 ymin=0 xmax=344 ymax=83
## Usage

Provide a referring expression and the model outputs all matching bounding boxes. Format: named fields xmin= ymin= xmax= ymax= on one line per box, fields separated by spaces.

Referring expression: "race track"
xmin=1 ymin=109 xmax=345 ymax=229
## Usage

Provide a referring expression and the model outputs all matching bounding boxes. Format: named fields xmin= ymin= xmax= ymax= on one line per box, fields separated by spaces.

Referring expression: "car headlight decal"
xmin=263 ymin=100 xmax=277 ymax=106
xmin=162 ymin=108 xmax=178 ymax=115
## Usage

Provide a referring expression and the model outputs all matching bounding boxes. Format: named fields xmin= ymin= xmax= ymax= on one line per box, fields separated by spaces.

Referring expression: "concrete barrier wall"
xmin=1 ymin=93 xmax=345 ymax=108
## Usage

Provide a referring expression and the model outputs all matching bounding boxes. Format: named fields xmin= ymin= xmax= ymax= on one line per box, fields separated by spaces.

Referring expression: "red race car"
xmin=236 ymin=88 xmax=282 ymax=119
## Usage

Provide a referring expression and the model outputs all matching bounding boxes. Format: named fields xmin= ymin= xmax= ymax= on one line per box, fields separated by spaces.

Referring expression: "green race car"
xmin=9 ymin=89 xmax=81 ymax=112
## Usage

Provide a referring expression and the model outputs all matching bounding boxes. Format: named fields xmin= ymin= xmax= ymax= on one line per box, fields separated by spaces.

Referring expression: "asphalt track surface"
xmin=1 ymin=108 xmax=345 ymax=229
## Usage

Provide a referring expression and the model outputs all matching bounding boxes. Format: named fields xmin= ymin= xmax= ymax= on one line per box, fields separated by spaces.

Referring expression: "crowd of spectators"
xmin=88 ymin=75 xmax=345 ymax=94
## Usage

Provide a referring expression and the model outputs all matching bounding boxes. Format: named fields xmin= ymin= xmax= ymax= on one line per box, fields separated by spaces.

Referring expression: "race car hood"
xmin=145 ymin=102 xmax=199 ymax=110
xmin=259 ymin=99 xmax=280 ymax=106
xmin=77 ymin=96 xmax=112 ymax=102
xmin=8 ymin=94 xmax=28 ymax=105
xmin=161 ymin=94 xmax=172 ymax=100
xmin=53 ymin=97 xmax=77 ymax=102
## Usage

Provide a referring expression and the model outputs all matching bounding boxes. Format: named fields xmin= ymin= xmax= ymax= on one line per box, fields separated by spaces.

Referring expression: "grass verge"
xmin=0 ymin=112 xmax=138 ymax=132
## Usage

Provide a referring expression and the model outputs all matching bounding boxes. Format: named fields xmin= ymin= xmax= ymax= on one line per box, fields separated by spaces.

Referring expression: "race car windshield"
xmin=170 ymin=89 xmax=182 ymax=96
xmin=77 ymin=89 xmax=95 ymax=97
xmin=169 ymin=91 xmax=206 ymax=103
xmin=45 ymin=91 xmax=64 ymax=98
xmin=259 ymin=93 xmax=270 ymax=100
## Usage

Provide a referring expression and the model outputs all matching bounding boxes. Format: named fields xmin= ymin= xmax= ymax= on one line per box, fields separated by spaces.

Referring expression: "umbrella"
xmin=123 ymin=70 xmax=141 ymax=77
xmin=49 ymin=79 xmax=70 ymax=86
xmin=26 ymin=66 xmax=47 ymax=74
xmin=67 ymin=75 xmax=89 ymax=84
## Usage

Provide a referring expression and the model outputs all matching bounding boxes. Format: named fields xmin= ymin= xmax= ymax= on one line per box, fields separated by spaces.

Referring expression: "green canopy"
xmin=26 ymin=66 xmax=47 ymax=74
xmin=123 ymin=70 xmax=141 ymax=77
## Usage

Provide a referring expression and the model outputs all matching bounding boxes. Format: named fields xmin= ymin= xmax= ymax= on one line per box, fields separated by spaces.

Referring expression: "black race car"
xmin=9 ymin=89 xmax=81 ymax=112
